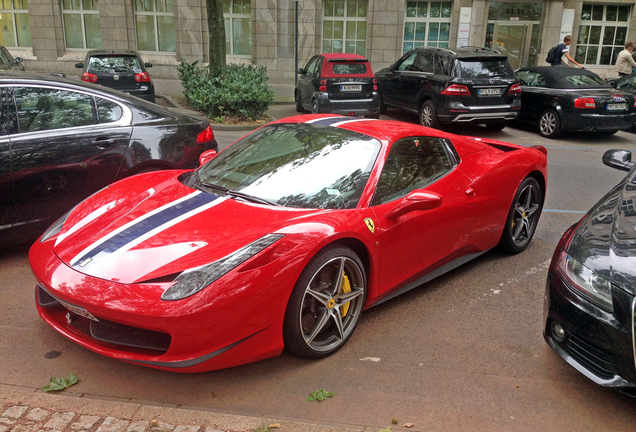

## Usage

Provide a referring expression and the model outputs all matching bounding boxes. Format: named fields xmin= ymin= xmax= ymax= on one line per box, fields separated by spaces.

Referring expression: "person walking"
xmin=616 ymin=41 xmax=636 ymax=76
xmin=551 ymin=35 xmax=584 ymax=68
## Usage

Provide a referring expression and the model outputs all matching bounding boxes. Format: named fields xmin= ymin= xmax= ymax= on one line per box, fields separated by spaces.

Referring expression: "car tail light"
xmin=135 ymin=72 xmax=151 ymax=82
xmin=574 ymin=97 xmax=596 ymax=109
xmin=319 ymin=79 xmax=327 ymax=92
xmin=440 ymin=84 xmax=470 ymax=96
xmin=196 ymin=125 xmax=215 ymax=144
xmin=373 ymin=78 xmax=378 ymax=91
xmin=82 ymin=72 xmax=98 ymax=83
xmin=508 ymin=83 xmax=522 ymax=94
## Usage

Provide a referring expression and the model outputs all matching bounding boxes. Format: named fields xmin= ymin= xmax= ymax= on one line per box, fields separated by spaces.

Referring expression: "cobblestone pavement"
xmin=0 ymin=387 xmax=360 ymax=432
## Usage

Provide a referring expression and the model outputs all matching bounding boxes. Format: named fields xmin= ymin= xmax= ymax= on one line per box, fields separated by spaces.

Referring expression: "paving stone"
xmin=2 ymin=408 xmax=28 ymax=420
xmin=0 ymin=420 xmax=15 ymax=426
xmin=71 ymin=416 xmax=101 ymax=430
xmin=150 ymin=423 xmax=174 ymax=432
xmin=11 ymin=425 xmax=39 ymax=432
xmin=174 ymin=427 xmax=200 ymax=432
xmin=204 ymin=428 xmax=224 ymax=432
xmin=126 ymin=421 xmax=149 ymax=432
xmin=96 ymin=417 xmax=129 ymax=432
xmin=25 ymin=409 xmax=49 ymax=422
xmin=43 ymin=412 xmax=75 ymax=430
xmin=0 ymin=425 xmax=8 ymax=432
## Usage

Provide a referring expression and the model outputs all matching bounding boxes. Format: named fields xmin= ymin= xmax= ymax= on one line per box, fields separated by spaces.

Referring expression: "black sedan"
xmin=0 ymin=45 xmax=24 ymax=71
xmin=76 ymin=50 xmax=155 ymax=103
xmin=544 ymin=149 xmax=636 ymax=390
xmin=515 ymin=66 xmax=636 ymax=138
xmin=0 ymin=72 xmax=217 ymax=246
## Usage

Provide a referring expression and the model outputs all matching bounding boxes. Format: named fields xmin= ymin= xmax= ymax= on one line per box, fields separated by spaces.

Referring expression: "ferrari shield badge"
xmin=364 ymin=218 xmax=375 ymax=233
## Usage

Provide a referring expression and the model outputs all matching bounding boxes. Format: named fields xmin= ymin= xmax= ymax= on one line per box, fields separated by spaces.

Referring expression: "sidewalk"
xmin=0 ymin=386 xmax=362 ymax=432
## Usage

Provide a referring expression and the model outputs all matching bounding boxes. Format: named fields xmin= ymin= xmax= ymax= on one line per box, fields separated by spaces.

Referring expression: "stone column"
xmin=99 ymin=0 xmax=134 ymax=50
xmin=28 ymin=0 xmax=65 ymax=62
xmin=175 ymin=0 xmax=207 ymax=63
xmin=368 ymin=0 xmax=404 ymax=70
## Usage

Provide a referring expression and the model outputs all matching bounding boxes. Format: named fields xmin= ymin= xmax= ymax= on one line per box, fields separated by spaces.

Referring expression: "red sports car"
xmin=30 ymin=115 xmax=547 ymax=372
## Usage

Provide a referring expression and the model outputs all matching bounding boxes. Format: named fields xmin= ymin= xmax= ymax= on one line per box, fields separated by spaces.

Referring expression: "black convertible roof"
xmin=517 ymin=66 xmax=610 ymax=89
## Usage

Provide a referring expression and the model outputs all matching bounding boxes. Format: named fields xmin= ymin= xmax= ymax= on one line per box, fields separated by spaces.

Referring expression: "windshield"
xmin=454 ymin=59 xmax=513 ymax=78
xmin=0 ymin=47 xmax=12 ymax=64
xmin=196 ymin=123 xmax=382 ymax=209
xmin=87 ymin=55 xmax=142 ymax=73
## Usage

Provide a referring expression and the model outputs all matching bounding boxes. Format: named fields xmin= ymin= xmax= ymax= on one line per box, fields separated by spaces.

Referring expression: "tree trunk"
xmin=206 ymin=0 xmax=226 ymax=74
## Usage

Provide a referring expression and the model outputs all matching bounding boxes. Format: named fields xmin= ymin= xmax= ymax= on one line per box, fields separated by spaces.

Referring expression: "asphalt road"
xmin=2 ymin=110 xmax=636 ymax=431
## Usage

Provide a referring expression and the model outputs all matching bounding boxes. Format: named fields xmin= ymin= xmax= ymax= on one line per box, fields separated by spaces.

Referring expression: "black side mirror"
xmin=297 ymin=68 xmax=305 ymax=74
xmin=75 ymin=62 xmax=84 ymax=68
xmin=14 ymin=57 xmax=23 ymax=63
xmin=603 ymin=149 xmax=634 ymax=172
xmin=145 ymin=62 xmax=153 ymax=68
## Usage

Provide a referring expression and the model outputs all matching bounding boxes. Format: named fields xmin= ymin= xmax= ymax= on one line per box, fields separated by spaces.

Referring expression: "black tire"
xmin=498 ymin=177 xmax=543 ymax=254
xmin=538 ymin=109 xmax=562 ymax=138
xmin=366 ymin=113 xmax=380 ymax=119
xmin=419 ymin=100 xmax=441 ymax=128
xmin=283 ymin=245 xmax=367 ymax=359
xmin=311 ymin=98 xmax=320 ymax=114
xmin=485 ymin=120 xmax=507 ymax=131
xmin=379 ymin=95 xmax=387 ymax=114
xmin=295 ymin=91 xmax=304 ymax=113
xmin=598 ymin=129 xmax=619 ymax=135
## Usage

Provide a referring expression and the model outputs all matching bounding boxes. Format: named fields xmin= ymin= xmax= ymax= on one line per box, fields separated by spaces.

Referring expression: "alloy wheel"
xmin=511 ymin=183 xmax=540 ymax=247
xmin=540 ymin=111 xmax=557 ymax=136
xmin=421 ymin=105 xmax=433 ymax=127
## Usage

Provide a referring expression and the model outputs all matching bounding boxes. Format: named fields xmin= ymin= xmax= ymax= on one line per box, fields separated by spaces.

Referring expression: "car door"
xmin=370 ymin=136 xmax=476 ymax=299
xmin=518 ymin=70 xmax=547 ymax=121
xmin=400 ymin=51 xmax=435 ymax=111
xmin=298 ymin=56 xmax=322 ymax=107
xmin=0 ymin=86 xmax=15 ymax=240
xmin=378 ymin=51 xmax=418 ymax=107
xmin=7 ymin=84 xmax=133 ymax=236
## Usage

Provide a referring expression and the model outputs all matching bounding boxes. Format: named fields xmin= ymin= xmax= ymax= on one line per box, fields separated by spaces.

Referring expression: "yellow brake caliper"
xmin=340 ymin=272 xmax=351 ymax=318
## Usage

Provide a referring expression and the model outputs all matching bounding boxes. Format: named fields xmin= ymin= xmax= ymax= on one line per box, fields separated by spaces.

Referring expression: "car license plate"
xmin=478 ymin=88 xmax=501 ymax=96
xmin=340 ymin=85 xmax=361 ymax=92
xmin=607 ymin=103 xmax=627 ymax=110
xmin=58 ymin=299 xmax=99 ymax=321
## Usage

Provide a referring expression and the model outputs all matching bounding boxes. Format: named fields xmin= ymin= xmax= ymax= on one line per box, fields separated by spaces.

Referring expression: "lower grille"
xmin=563 ymin=333 xmax=617 ymax=378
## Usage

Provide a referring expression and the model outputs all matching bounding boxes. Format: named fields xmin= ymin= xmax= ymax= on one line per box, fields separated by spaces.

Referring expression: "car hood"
xmin=568 ymin=178 xmax=636 ymax=295
xmin=53 ymin=171 xmax=320 ymax=284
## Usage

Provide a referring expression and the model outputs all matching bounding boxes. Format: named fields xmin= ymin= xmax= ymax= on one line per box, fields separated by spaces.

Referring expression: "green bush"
xmin=178 ymin=60 xmax=274 ymax=121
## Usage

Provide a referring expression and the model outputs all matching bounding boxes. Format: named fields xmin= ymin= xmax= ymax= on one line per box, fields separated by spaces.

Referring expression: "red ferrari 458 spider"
xmin=30 ymin=115 xmax=547 ymax=372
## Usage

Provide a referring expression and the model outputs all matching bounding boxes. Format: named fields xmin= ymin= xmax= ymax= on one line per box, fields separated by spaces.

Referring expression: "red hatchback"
xmin=296 ymin=53 xmax=381 ymax=118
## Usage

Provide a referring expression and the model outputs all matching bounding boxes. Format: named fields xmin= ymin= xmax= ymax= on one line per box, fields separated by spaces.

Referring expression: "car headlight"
xmin=161 ymin=234 xmax=285 ymax=301
xmin=557 ymin=250 xmax=613 ymax=312
xmin=40 ymin=208 xmax=74 ymax=243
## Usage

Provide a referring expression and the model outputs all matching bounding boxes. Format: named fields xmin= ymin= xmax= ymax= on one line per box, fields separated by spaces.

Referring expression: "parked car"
xmin=295 ymin=53 xmax=380 ymax=118
xmin=0 ymin=72 xmax=218 ymax=247
xmin=30 ymin=114 xmax=547 ymax=372
xmin=0 ymin=45 xmax=24 ymax=71
xmin=515 ymin=66 xmax=636 ymax=138
xmin=544 ymin=149 xmax=636 ymax=390
xmin=76 ymin=50 xmax=155 ymax=103
xmin=375 ymin=47 xmax=521 ymax=130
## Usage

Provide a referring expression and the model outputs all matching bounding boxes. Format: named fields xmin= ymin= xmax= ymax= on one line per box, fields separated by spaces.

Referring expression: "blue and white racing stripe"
xmin=70 ymin=191 xmax=225 ymax=270
xmin=306 ymin=117 xmax=378 ymax=127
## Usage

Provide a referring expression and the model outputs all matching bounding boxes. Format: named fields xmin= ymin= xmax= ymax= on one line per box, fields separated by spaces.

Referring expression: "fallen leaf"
xmin=402 ymin=424 xmax=414 ymax=428
xmin=151 ymin=420 xmax=159 ymax=427
xmin=269 ymin=424 xmax=281 ymax=429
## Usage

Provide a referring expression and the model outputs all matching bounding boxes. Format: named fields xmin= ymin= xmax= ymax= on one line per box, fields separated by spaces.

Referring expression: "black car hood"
xmin=568 ymin=177 xmax=636 ymax=295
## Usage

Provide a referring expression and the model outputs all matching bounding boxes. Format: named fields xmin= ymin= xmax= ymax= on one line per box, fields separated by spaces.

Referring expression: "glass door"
xmin=485 ymin=22 xmax=541 ymax=69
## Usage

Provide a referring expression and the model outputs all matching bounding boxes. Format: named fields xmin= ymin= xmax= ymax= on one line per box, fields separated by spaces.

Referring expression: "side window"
xmin=14 ymin=88 xmax=95 ymax=133
xmin=534 ymin=73 xmax=546 ymax=87
xmin=617 ymin=76 xmax=636 ymax=90
xmin=96 ymin=98 xmax=123 ymax=123
xmin=0 ymin=87 xmax=10 ymax=134
xmin=372 ymin=136 xmax=454 ymax=206
xmin=305 ymin=57 xmax=320 ymax=75
xmin=516 ymin=71 xmax=538 ymax=86
xmin=397 ymin=52 xmax=417 ymax=71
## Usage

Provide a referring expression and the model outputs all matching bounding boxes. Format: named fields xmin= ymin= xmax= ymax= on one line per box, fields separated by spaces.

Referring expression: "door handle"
xmin=465 ymin=187 xmax=475 ymax=196
xmin=93 ymin=137 xmax=116 ymax=148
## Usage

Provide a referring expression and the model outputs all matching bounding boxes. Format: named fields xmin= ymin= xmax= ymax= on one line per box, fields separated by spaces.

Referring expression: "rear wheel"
xmin=484 ymin=120 xmax=507 ymax=131
xmin=538 ymin=109 xmax=562 ymax=138
xmin=311 ymin=99 xmax=320 ymax=114
xmin=498 ymin=177 xmax=543 ymax=254
xmin=419 ymin=100 xmax=440 ymax=128
xmin=295 ymin=91 xmax=304 ymax=113
xmin=283 ymin=246 xmax=366 ymax=359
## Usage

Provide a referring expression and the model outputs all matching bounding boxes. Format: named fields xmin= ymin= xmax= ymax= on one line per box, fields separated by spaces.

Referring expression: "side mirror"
xmin=145 ymin=62 xmax=153 ymax=68
xmin=385 ymin=191 xmax=442 ymax=220
xmin=75 ymin=62 xmax=84 ymax=68
xmin=297 ymin=68 xmax=305 ymax=74
xmin=603 ymin=149 xmax=634 ymax=172
xmin=199 ymin=149 xmax=218 ymax=166
xmin=14 ymin=57 xmax=23 ymax=63
xmin=389 ymin=63 xmax=396 ymax=71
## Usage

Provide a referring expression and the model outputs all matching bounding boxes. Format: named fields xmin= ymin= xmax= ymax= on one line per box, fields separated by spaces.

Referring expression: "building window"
xmin=223 ymin=0 xmax=251 ymax=56
xmin=576 ymin=4 xmax=630 ymax=66
xmin=62 ymin=0 xmax=102 ymax=49
xmin=0 ymin=0 xmax=31 ymax=48
xmin=134 ymin=0 xmax=175 ymax=53
xmin=322 ymin=0 xmax=368 ymax=55
xmin=403 ymin=1 xmax=451 ymax=53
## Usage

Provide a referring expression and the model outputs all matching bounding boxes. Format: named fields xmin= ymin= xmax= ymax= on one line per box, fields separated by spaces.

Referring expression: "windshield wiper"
xmin=227 ymin=190 xmax=277 ymax=206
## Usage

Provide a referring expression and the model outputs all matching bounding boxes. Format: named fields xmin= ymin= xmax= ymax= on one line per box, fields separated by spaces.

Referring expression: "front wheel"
xmin=419 ymin=100 xmax=440 ymax=128
xmin=283 ymin=246 xmax=367 ymax=359
xmin=498 ymin=177 xmax=543 ymax=254
xmin=538 ymin=109 xmax=562 ymax=138
xmin=295 ymin=91 xmax=304 ymax=113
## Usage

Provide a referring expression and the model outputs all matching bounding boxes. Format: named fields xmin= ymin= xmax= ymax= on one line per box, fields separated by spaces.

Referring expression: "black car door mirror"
xmin=385 ymin=191 xmax=442 ymax=220
xmin=603 ymin=149 xmax=634 ymax=172
xmin=15 ymin=57 xmax=23 ymax=63
xmin=144 ymin=62 xmax=153 ymax=68
xmin=297 ymin=68 xmax=305 ymax=74
xmin=75 ymin=62 xmax=84 ymax=68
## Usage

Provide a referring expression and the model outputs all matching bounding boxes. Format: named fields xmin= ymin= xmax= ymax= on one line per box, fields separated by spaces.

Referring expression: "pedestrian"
xmin=616 ymin=41 xmax=636 ymax=76
xmin=551 ymin=35 xmax=584 ymax=68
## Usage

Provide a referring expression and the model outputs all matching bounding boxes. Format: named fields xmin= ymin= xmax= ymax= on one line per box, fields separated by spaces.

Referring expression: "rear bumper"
xmin=316 ymin=92 xmax=381 ymax=116
xmin=560 ymin=111 xmax=636 ymax=132
xmin=439 ymin=100 xmax=521 ymax=124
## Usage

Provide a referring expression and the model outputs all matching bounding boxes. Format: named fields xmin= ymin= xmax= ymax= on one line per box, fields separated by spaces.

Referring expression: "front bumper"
xmin=560 ymin=110 xmax=636 ymax=132
xmin=316 ymin=92 xmax=381 ymax=117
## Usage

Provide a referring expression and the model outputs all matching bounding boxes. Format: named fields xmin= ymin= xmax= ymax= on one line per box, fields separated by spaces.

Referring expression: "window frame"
xmin=403 ymin=1 xmax=452 ymax=54
xmin=134 ymin=0 xmax=176 ymax=54
xmin=223 ymin=0 xmax=252 ymax=57
xmin=61 ymin=0 xmax=102 ymax=50
xmin=322 ymin=0 xmax=368 ymax=56
xmin=0 ymin=0 xmax=31 ymax=48
xmin=576 ymin=3 xmax=631 ymax=66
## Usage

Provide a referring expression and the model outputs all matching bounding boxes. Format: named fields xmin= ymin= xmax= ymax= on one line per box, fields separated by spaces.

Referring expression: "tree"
xmin=206 ymin=0 xmax=226 ymax=74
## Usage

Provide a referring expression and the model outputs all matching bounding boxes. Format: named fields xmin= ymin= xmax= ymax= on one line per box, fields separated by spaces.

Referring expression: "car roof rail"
xmin=459 ymin=46 xmax=502 ymax=54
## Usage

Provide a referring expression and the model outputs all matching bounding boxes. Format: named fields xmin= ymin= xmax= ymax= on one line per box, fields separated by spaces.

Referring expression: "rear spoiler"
xmin=327 ymin=58 xmax=368 ymax=62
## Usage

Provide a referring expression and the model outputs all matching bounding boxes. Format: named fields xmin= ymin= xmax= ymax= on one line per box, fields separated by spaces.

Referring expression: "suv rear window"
xmin=331 ymin=63 xmax=368 ymax=75
xmin=454 ymin=59 xmax=512 ymax=78
xmin=88 ymin=56 xmax=142 ymax=73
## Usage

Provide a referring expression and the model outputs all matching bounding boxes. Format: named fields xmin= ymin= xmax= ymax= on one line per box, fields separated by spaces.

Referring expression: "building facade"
xmin=2 ymin=0 xmax=635 ymax=82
